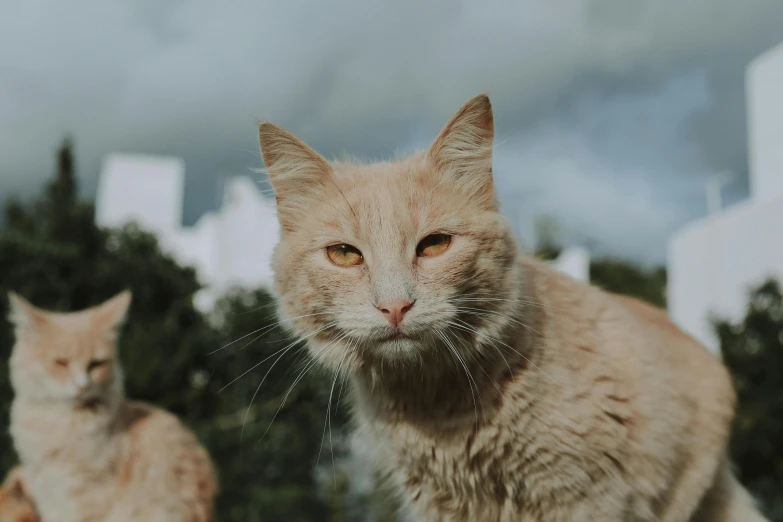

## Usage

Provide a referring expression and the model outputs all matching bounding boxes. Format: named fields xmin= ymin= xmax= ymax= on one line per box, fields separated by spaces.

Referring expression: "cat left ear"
xmin=427 ymin=94 xmax=497 ymax=210
xmin=95 ymin=290 xmax=132 ymax=331
xmin=6 ymin=292 xmax=47 ymax=330
xmin=258 ymin=122 xmax=333 ymax=233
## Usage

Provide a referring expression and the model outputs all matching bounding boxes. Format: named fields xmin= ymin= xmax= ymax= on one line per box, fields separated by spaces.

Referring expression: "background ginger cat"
xmin=258 ymin=94 xmax=768 ymax=521
xmin=7 ymin=291 xmax=218 ymax=522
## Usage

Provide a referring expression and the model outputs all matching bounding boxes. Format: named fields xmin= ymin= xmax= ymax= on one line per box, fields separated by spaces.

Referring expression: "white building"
xmin=668 ymin=41 xmax=783 ymax=354
xmin=549 ymin=246 xmax=590 ymax=283
xmin=95 ymin=153 xmax=279 ymax=310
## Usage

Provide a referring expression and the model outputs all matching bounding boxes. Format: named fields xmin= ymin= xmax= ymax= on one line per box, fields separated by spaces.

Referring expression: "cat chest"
xmin=373 ymin=424 xmax=526 ymax=507
xmin=27 ymin=464 xmax=117 ymax=522
xmin=11 ymin=414 xmax=124 ymax=522
xmin=372 ymin=422 xmax=608 ymax=518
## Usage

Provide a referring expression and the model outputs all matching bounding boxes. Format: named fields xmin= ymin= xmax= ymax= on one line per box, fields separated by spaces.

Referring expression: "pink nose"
xmin=377 ymin=299 xmax=415 ymax=328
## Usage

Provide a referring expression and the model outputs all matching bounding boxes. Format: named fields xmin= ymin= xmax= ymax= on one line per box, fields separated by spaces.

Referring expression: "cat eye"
xmin=416 ymin=234 xmax=452 ymax=258
xmin=326 ymin=244 xmax=364 ymax=267
xmin=88 ymin=359 xmax=109 ymax=371
xmin=54 ymin=358 xmax=68 ymax=367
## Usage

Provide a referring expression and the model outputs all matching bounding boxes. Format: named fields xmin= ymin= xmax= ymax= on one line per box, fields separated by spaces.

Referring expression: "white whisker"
xmin=237 ymin=322 xmax=338 ymax=451
xmin=436 ymin=329 xmax=481 ymax=431
xmin=209 ymin=311 xmax=334 ymax=355
xmin=255 ymin=329 xmax=348 ymax=446
xmin=448 ymin=319 xmax=560 ymax=386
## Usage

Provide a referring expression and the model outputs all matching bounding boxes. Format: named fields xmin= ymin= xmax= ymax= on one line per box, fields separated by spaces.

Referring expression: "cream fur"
xmin=258 ymin=94 xmax=768 ymax=521
xmin=7 ymin=292 xmax=218 ymax=522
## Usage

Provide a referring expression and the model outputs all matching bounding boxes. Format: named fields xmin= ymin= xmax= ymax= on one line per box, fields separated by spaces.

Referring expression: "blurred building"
xmin=549 ymin=246 xmax=590 ymax=283
xmin=668 ymin=41 xmax=783 ymax=354
xmin=95 ymin=153 xmax=279 ymax=310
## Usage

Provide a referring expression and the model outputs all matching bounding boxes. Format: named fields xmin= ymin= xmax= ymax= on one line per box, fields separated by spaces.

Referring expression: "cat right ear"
xmin=95 ymin=290 xmax=132 ymax=333
xmin=7 ymin=292 xmax=46 ymax=331
xmin=257 ymin=122 xmax=332 ymax=232
xmin=427 ymin=93 xmax=497 ymax=211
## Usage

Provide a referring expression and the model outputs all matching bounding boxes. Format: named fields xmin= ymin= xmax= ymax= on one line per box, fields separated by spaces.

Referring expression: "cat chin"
xmin=371 ymin=337 xmax=424 ymax=360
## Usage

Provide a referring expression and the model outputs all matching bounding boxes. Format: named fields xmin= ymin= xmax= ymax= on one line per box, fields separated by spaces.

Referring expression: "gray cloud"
xmin=1 ymin=0 xmax=782 ymax=261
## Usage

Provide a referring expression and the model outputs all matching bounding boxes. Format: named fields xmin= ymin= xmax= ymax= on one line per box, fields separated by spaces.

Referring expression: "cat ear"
xmin=7 ymin=292 xmax=47 ymax=331
xmin=427 ymin=94 xmax=497 ymax=210
xmin=95 ymin=290 xmax=132 ymax=332
xmin=258 ymin=122 xmax=332 ymax=232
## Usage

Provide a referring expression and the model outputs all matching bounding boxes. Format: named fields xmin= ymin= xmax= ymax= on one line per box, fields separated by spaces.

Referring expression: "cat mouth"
xmin=383 ymin=329 xmax=422 ymax=342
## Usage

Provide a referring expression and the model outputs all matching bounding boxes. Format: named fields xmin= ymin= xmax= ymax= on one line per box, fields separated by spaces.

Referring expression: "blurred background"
xmin=1 ymin=1 xmax=782 ymax=520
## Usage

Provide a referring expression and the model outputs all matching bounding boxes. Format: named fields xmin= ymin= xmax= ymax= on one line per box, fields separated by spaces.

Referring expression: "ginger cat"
xmin=0 ymin=467 xmax=39 ymax=522
xmin=7 ymin=291 xmax=218 ymax=522
xmin=257 ymin=94 xmax=768 ymax=521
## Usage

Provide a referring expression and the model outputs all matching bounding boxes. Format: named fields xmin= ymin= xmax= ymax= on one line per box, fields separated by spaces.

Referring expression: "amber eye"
xmin=416 ymin=234 xmax=452 ymax=257
xmin=88 ymin=359 xmax=109 ymax=372
xmin=54 ymin=358 xmax=68 ymax=367
xmin=326 ymin=244 xmax=364 ymax=267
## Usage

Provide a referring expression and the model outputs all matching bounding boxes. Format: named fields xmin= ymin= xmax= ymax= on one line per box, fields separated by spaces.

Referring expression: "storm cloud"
xmin=2 ymin=0 xmax=782 ymax=261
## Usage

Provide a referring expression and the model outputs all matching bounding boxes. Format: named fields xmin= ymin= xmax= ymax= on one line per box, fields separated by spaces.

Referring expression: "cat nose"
xmin=72 ymin=373 xmax=89 ymax=393
xmin=376 ymin=299 xmax=415 ymax=328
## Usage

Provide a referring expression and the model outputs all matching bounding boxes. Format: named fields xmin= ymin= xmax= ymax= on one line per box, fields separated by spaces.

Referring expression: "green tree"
xmin=532 ymin=215 xmax=562 ymax=261
xmin=208 ymin=288 xmax=348 ymax=521
xmin=0 ymin=139 xmax=342 ymax=521
xmin=717 ymin=279 xmax=783 ymax=521
xmin=589 ymin=258 xmax=667 ymax=308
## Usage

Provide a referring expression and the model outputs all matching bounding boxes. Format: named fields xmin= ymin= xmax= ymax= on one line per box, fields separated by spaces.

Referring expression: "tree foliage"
xmin=589 ymin=258 xmax=667 ymax=308
xmin=0 ymin=139 xmax=343 ymax=521
xmin=717 ymin=280 xmax=783 ymax=521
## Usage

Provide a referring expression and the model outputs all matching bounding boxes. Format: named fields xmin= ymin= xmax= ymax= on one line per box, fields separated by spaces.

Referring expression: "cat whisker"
xmin=221 ymin=343 xmax=297 ymax=396
xmin=443 ymin=326 xmax=500 ymax=417
xmin=447 ymin=324 xmax=510 ymax=394
xmin=208 ymin=311 xmax=334 ymax=355
xmin=221 ymin=321 xmax=336 ymax=395
xmin=446 ymin=296 xmax=567 ymax=314
xmin=451 ymin=306 xmax=546 ymax=337
xmin=231 ymin=300 xmax=279 ymax=315
xmin=323 ymin=344 xmax=351 ymax=492
xmin=451 ymin=306 xmax=549 ymax=345
xmin=238 ymin=326 xmax=341 ymax=463
xmin=256 ymin=331 xmax=349 ymax=450
xmin=435 ymin=329 xmax=482 ymax=432
xmin=447 ymin=319 xmax=560 ymax=386
xmin=240 ymin=322 xmax=336 ymax=444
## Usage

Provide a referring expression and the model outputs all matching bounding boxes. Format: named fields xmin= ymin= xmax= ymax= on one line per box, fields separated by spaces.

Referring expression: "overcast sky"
xmin=2 ymin=0 xmax=783 ymax=263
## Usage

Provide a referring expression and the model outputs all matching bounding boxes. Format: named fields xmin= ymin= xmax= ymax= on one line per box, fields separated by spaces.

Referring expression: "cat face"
xmin=7 ymin=291 xmax=131 ymax=404
xmin=260 ymin=95 xmax=519 ymax=372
